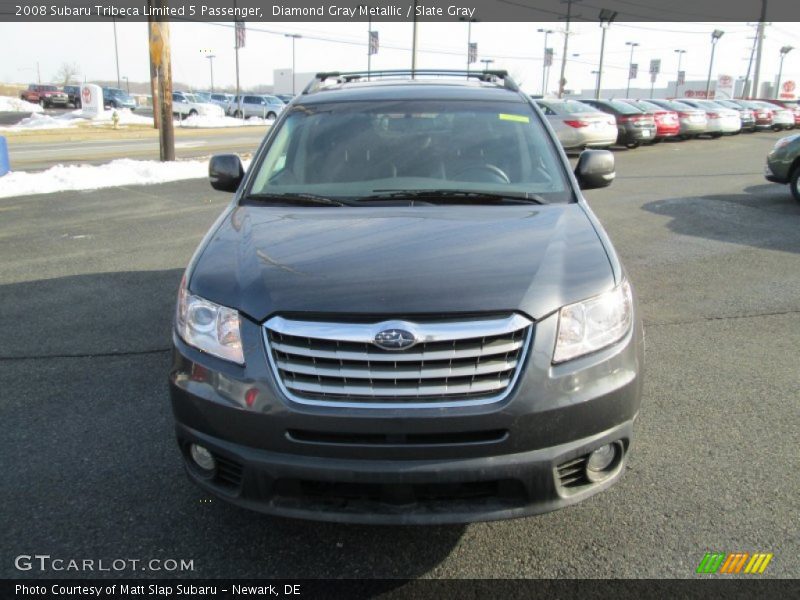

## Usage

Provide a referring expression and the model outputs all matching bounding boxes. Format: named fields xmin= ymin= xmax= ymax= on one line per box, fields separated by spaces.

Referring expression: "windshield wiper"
xmin=244 ymin=192 xmax=349 ymax=207
xmin=359 ymin=189 xmax=548 ymax=205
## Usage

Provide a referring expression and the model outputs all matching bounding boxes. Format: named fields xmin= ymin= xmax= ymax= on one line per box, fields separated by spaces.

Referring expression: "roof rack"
xmin=302 ymin=69 xmax=520 ymax=95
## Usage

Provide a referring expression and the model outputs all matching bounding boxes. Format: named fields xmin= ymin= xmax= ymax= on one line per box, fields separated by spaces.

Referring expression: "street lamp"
xmin=705 ymin=29 xmax=724 ymax=99
xmin=776 ymin=45 xmax=794 ymax=99
xmin=674 ymin=49 xmax=686 ymax=97
xmin=625 ymin=41 xmax=639 ymax=98
xmin=205 ymin=54 xmax=216 ymax=92
xmin=462 ymin=17 xmax=478 ymax=73
xmin=595 ymin=9 xmax=617 ymax=100
xmin=480 ymin=58 xmax=494 ymax=71
xmin=284 ymin=34 xmax=302 ymax=94
xmin=538 ymin=28 xmax=555 ymax=96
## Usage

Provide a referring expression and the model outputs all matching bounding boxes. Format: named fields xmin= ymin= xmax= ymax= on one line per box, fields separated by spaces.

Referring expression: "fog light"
xmin=189 ymin=444 xmax=216 ymax=472
xmin=585 ymin=442 xmax=621 ymax=482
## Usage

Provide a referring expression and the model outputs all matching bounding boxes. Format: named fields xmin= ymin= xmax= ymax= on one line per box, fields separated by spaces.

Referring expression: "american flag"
xmin=235 ymin=21 xmax=246 ymax=49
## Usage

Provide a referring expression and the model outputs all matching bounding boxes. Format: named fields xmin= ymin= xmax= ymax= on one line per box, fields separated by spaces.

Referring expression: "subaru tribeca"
xmin=170 ymin=70 xmax=644 ymax=524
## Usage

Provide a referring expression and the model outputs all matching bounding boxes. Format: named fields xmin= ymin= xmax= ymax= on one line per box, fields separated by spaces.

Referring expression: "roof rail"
xmin=302 ymin=69 xmax=520 ymax=94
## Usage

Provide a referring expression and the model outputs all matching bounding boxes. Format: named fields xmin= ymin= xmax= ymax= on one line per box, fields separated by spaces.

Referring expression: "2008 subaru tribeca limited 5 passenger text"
xmin=170 ymin=70 xmax=644 ymax=524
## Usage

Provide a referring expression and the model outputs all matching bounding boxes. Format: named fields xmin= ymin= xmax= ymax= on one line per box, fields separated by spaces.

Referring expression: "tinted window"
xmin=605 ymin=100 xmax=643 ymax=115
xmin=248 ymin=99 xmax=572 ymax=203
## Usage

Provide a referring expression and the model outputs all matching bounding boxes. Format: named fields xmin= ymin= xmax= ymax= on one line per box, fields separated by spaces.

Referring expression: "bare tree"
xmin=54 ymin=62 xmax=81 ymax=86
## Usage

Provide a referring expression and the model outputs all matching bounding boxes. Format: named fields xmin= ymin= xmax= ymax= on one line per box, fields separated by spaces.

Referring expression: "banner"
xmin=468 ymin=42 xmax=477 ymax=64
xmin=368 ymin=30 xmax=379 ymax=55
xmin=629 ymin=63 xmax=638 ymax=79
xmin=235 ymin=20 xmax=246 ymax=48
xmin=716 ymin=74 xmax=734 ymax=99
xmin=678 ymin=70 xmax=686 ymax=85
xmin=544 ymin=47 xmax=553 ymax=67
xmin=649 ymin=59 xmax=661 ymax=75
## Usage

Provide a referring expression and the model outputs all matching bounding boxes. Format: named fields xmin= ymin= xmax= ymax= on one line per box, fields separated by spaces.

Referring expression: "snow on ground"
xmin=86 ymin=108 xmax=155 ymax=126
xmin=0 ymin=157 xmax=250 ymax=198
xmin=0 ymin=113 xmax=78 ymax=130
xmin=0 ymin=95 xmax=44 ymax=113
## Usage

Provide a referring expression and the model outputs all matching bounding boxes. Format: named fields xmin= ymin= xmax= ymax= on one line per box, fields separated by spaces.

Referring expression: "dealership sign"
xmin=716 ymin=74 xmax=734 ymax=100
xmin=780 ymin=80 xmax=796 ymax=100
xmin=80 ymin=84 xmax=102 ymax=117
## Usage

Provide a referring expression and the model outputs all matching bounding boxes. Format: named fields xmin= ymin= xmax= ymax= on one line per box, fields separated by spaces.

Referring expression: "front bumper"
xmin=169 ymin=309 xmax=644 ymax=524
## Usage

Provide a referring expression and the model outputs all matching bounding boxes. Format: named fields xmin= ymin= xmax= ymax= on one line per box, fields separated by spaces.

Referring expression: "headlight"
xmin=773 ymin=136 xmax=796 ymax=150
xmin=176 ymin=276 xmax=244 ymax=364
xmin=553 ymin=280 xmax=633 ymax=363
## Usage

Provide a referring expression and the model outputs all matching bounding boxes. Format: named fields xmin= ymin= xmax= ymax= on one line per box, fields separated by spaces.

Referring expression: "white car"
xmin=680 ymin=99 xmax=741 ymax=136
xmin=172 ymin=92 xmax=225 ymax=119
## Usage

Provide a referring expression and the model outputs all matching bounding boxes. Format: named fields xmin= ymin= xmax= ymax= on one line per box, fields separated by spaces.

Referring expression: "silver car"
xmin=649 ymin=99 xmax=709 ymax=138
xmin=535 ymin=99 xmax=618 ymax=150
xmin=227 ymin=95 xmax=285 ymax=120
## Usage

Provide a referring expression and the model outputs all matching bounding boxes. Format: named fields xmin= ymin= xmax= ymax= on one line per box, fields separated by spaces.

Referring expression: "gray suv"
xmin=170 ymin=70 xmax=644 ymax=524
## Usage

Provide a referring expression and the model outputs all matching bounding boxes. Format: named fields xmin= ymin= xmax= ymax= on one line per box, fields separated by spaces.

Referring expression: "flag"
xmin=235 ymin=20 xmax=246 ymax=49
xmin=544 ymin=47 xmax=553 ymax=67
xmin=629 ymin=63 xmax=638 ymax=79
xmin=369 ymin=30 xmax=379 ymax=55
xmin=468 ymin=42 xmax=477 ymax=64
xmin=649 ymin=59 xmax=661 ymax=75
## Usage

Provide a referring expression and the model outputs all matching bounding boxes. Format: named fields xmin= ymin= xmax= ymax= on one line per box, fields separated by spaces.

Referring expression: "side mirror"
xmin=574 ymin=149 xmax=615 ymax=190
xmin=209 ymin=154 xmax=244 ymax=192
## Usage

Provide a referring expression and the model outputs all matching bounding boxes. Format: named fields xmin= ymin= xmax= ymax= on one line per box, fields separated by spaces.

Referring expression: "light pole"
xmin=674 ymin=49 xmax=686 ymax=97
xmin=481 ymin=58 xmax=494 ymax=71
xmin=284 ymin=34 xmax=302 ymax=94
xmin=625 ymin=41 xmax=639 ymax=97
xmin=595 ymin=10 xmax=617 ymax=100
xmin=112 ymin=17 xmax=121 ymax=89
xmin=776 ymin=46 xmax=794 ymax=98
xmin=538 ymin=28 xmax=554 ymax=96
xmin=557 ymin=0 xmax=580 ymax=98
xmin=206 ymin=54 xmax=216 ymax=92
xmin=462 ymin=17 xmax=478 ymax=73
xmin=705 ymin=29 xmax=724 ymax=99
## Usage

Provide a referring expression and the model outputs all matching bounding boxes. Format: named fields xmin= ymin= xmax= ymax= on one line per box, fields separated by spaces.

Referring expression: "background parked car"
xmin=619 ymin=99 xmax=680 ymax=141
xmin=275 ymin=94 xmax=295 ymax=104
xmin=227 ymin=94 xmax=285 ymax=120
xmin=103 ymin=87 xmax=137 ymax=110
xmin=678 ymin=99 xmax=741 ymax=136
xmin=750 ymin=100 xmax=794 ymax=130
xmin=580 ymin=99 xmax=657 ymax=148
xmin=62 ymin=85 xmax=82 ymax=108
xmin=534 ymin=99 xmax=617 ymax=150
xmin=765 ymin=133 xmax=800 ymax=202
xmin=20 ymin=84 xmax=69 ymax=108
xmin=172 ymin=91 xmax=225 ymax=119
xmin=648 ymin=99 xmax=709 ymax=139
xmin=731 ymin=99 xmax=774 ymax=130
xmin=713 ymin=99 xmax=756 ymax=132
xmin=759 ymin=99 xmax=800 ymax=128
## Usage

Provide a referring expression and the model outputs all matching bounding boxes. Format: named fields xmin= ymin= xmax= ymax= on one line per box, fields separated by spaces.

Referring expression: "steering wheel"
xmin=451 ymin=163 xmax=511 ymax=184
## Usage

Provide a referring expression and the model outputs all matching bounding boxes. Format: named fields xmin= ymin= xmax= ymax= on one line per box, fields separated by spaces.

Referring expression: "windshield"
xmin=246 ymin=100 xmax=572 ymax=204
xmin=184 ymin=93 xmax=199 ymax=103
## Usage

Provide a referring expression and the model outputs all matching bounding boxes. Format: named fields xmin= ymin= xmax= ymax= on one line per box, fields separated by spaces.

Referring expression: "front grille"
xmin=263 ymin=314 xmax=532 ymax=407
xmin=214 ymin=455 xmax=244 ymax=489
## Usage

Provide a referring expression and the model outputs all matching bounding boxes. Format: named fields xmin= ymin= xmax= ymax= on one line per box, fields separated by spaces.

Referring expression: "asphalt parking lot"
xmin=1 ymin=130 xmax=798 ymax=579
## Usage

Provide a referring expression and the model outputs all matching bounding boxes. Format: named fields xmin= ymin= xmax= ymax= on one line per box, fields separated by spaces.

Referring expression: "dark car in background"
xmin=731 ymin=99 xmax=774 ymax=130
xmin=765 ymin=133 xmax=800 ymax=202
xmin=581 ymin=99 xmax=657 ymax=148
xmin=618 ymin=99 xmax=680 ymax=141
xmin=102 ymin=87 xmax=137 ymax=110
xmin=63 ymin=85 xmax=82 ymax=108
xmin=170 ymin=70 xmax=643 ymax=525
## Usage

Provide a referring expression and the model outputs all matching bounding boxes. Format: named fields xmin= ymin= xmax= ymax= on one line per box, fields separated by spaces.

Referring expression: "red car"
xmin=20 ymin=84 xmax=69 ymax=108
xmin=759 ymin=99 xmax=800 ymax=127
xmin=619 ymin=99 xmax=680 ymax=140
xmin=732 ymin=100 xmax=774 ymax=129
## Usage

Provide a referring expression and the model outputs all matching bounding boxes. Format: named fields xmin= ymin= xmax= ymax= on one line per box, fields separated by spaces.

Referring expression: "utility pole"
xmin=558 ymin=0 xmax=580 ymax=98
xmin=411 ymin=0 xmax=418 ymax=77
xmin=206 ymin=54 xmax=215 ymax=92
xmin=674 ymin=49 xmax=686 ymax=97
xmin=148 ymin=5 xmax=174 ymax=161
xmin=285 ymin=34 xmax=301 ymax=94
xmin=742 ymin=27 xmax=758 ymax=98
xmin=368 ymin=12 xmax=372 ymax=78
xmin=147 ymin=2 xmax=159 ymax=130
xmin=752 ymin=0 xmax=768 ymax=98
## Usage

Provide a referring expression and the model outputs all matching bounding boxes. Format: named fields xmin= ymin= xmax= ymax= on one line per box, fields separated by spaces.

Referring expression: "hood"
xmin=189 ymin=204 xmax=616 ymax=323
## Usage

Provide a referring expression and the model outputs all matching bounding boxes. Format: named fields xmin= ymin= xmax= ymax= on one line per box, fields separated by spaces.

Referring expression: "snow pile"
xmin=177 ymin=114 xmax=271 ymax=128
xmin=0 ymin=95 xmax=45 ymax=113
xmin=85 ymin=108 xmax=155 ymax=126
xmin=0 ymin=157 xmax=253 ymax=198
xmin=1 ymin=113 xmax=79 ymax=131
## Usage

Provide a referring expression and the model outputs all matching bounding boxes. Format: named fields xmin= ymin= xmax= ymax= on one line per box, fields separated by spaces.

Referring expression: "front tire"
xmin=625 ymin=142 xmax=640 ymax=149
xmin=267 ymin=111 xmax=277 ymax=120
xmin=189 ymin=109 xmax=198 ymax=117
xmin=791 ymin=167 xmax=800 ymax=203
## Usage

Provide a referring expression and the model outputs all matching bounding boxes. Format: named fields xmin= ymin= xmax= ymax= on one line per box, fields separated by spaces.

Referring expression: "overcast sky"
xmin=0 ymin=20 xmax=797 ymax=94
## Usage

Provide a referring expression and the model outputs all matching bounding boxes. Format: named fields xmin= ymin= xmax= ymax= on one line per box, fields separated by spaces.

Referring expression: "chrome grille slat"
xmin=263 ymin=315 xmax=533 ymax=408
